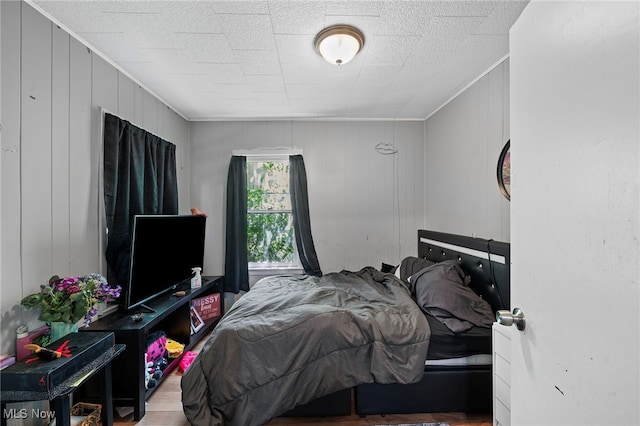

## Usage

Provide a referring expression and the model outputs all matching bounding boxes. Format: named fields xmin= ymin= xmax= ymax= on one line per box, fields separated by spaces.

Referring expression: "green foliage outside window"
xmin=247 ymin=161 xmax=296 ymax=265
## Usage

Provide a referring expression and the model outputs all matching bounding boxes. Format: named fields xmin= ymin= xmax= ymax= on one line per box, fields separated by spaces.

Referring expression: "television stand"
xmin=80 ymin=276 xmax=224 ymax=420
xmin=133 ymin=303 xmax=156 ymax=314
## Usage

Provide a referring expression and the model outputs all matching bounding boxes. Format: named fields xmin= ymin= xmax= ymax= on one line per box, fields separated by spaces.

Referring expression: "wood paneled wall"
xmin=0 ymin=1 xmax=190 ymax=354
xmin=189 ymin=120 xmax=425 ymax=277
xmin=424 ymin=60 xmax=510 ymax=241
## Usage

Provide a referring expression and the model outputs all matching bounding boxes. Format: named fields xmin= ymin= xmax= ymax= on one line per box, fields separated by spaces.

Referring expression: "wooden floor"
xmin=113 ymin=367 xmax=491 ymax=426
xmin=113 ymin=340 xmax=491 ymax=426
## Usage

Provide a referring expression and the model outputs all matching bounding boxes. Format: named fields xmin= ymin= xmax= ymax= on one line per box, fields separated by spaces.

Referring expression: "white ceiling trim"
xmin=24 ymin=0 xmax=189 ymax=121
xmin=424 ymin=53 xmax=510 ymax=122
xmin=190 ymin=116 xmax=426 ymax=123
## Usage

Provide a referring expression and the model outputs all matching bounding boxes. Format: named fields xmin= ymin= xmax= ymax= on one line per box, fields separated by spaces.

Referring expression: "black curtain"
xmin=103 ymin=113 xmax=178 ymax=287
xmin=224 ymin=156 xmax=249 ymax=293
xmin=289 ymin=155 xmax=322 ymax=277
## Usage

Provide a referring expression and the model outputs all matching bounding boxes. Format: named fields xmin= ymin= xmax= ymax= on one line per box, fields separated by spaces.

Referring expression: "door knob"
xmin=496 ymin=307 xmax=526 ymax=331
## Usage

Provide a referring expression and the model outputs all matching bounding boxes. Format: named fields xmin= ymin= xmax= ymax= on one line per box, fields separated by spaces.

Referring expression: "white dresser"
xmin=493 ymin=322 xmax=512 ymax=426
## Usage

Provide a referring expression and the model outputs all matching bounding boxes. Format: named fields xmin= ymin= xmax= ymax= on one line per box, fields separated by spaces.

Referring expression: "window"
xmin=246 ymin=158 xmax=300 ymax=269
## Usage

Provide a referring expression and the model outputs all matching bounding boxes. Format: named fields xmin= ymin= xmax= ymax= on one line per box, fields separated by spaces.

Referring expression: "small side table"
xmin=1 ymin=332 xmax=125 ymax=426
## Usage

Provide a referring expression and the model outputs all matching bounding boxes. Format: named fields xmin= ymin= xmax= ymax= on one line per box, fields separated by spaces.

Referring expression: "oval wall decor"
xmin=497 ymin=140 xmax=511 ymax=201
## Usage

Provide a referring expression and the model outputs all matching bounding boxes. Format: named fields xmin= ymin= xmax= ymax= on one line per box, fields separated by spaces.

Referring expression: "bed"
xmin=180 ymin=230 xmax=509 ymax=425
xmin=356 ymin=229 xmax=510 ymax=415
xmin=181 ymin=267 xmax=430 ymax=425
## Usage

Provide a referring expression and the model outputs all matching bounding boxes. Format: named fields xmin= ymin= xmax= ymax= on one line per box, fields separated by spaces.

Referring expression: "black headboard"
xmin=418 ymin=230 xmax=510 ymax=313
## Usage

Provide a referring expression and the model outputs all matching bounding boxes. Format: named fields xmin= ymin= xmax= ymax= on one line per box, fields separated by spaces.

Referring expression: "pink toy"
xmin=146 ymin=330 xmax=167 ymax=366
xmin=179 ymin=351 xmax=197 ymax=373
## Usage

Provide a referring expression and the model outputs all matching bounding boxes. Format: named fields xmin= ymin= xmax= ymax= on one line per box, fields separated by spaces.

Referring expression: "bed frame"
xmin=283 ymin=229 xmax=510 ymax=418
xmin=355 ymin=229 xmax=510 ymax=415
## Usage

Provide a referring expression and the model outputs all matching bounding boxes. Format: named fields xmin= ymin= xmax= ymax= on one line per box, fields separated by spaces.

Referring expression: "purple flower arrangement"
xmin=21 ymin=273 xmax=122 ymax=327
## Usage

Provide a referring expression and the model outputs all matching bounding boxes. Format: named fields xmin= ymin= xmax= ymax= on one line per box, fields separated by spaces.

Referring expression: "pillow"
xmin=380 ymin=262 xmax=398 ymax=274
xmin=412 ymin=260 xmax=494 ymax=333
xmin=399 ymin=256 xmax=435 ymax=281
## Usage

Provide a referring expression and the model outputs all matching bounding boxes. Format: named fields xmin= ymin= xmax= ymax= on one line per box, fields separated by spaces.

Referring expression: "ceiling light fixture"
xmin=314 ymin=25 xmax=365 ymax=66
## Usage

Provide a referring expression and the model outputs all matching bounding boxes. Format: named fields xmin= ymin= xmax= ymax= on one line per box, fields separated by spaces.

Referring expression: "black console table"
xmin=81 ymin=276 xmax=224 ymax=420
xmin=1 ymin=332 xmax=124 ymax=426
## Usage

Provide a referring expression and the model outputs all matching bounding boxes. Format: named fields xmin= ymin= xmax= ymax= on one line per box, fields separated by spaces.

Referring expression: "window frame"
xmin=245 ymin=155 xmax=301 ymax=271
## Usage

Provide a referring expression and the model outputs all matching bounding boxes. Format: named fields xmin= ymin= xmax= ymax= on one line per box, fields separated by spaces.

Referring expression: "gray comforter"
xmin=181 ymin=267 xmax=430 ymax=426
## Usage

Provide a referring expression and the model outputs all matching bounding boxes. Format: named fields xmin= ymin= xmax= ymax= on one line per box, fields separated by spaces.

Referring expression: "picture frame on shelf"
xmin=190 ymin=305 xmax=204 ymax=334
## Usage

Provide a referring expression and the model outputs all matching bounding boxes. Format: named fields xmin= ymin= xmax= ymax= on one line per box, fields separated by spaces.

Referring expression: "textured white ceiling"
xmin=32 ymin=0 xmax=528 ymax=120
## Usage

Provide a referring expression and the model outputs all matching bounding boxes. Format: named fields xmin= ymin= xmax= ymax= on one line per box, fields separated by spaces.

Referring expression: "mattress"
xmin=424 ymin=313 xmax=492 ymax=360
xmin=425 ymin=353 xmax=492 ymax=366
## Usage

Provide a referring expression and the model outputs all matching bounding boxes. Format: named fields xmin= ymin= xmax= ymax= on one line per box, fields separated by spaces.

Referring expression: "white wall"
xmin=1 ymin=1 xmax=510 ymax=356
xmin=189 ymin=120 xmax=425 ymax=277
xmin=0 ymin=1 xmax=190 ymax=355
xmin=424 ymin=60 xmax=510 ymax=241
xmin=510 ymin=2 xmax=639 ymax=424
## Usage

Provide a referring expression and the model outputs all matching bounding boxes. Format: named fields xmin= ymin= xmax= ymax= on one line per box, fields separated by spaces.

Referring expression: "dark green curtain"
xmin=103 ymin=113 xmax=178 ymax=287
xmin=289 ymin=155 xmax=322 ymax=277
xmin=224 ymin=156 xmax=249 ymax=293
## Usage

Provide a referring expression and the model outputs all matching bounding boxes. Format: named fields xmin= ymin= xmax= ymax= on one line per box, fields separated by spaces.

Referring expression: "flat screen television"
xmin=125 ymin=214 xmax=206 ymax=311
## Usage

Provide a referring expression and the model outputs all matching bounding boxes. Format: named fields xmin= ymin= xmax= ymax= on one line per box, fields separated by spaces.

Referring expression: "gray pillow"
xmin=412 ymin=260 xmax=494 ymax=333
xmin=399 ymin=256 xmax=435 ymax=283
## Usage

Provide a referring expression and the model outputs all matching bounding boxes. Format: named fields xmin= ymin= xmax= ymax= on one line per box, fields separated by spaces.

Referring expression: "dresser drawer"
xmin=493 ymin=325 xmax=511 ymax=362
xmin=494 ymin=352 xmax=511 ymax=384
xmin=494 ymin=398 xmax=511 ymax=426
xmin=493 ymin=323 xmax=512 ymax=426
xmin=494 ymin=374 xmax=510 ymax=408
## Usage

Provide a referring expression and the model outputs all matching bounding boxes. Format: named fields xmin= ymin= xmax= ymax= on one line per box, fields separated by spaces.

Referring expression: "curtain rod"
xmin=232 ymin=147 xmax=303 ymax=157
xmin=99 ymin=107 xmax=148 ymax=136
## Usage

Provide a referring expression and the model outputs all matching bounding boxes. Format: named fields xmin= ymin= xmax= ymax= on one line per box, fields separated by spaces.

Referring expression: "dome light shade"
xmin=314 ymin=25 xmax=364 ymax=65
